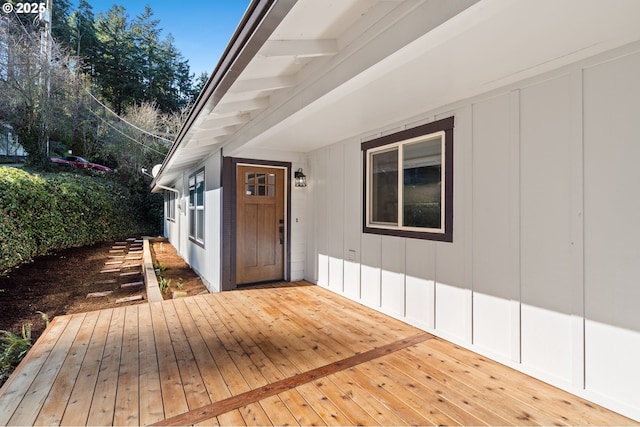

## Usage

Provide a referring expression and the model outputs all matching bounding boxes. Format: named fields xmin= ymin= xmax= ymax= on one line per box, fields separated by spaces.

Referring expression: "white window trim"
xmin=188 ymin=169 xmax=205 ymax=245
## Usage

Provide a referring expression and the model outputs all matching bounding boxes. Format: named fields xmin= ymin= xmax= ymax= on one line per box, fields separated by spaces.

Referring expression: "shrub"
xmin=0 ymin=167 xmax=151 ymax=271
xmin=0 ymin=325 xmax=32 ymax=384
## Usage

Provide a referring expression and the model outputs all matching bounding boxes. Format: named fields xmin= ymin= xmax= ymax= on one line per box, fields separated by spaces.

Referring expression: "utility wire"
xmin=85 ymin=89 xmax=175 ymax=142
xmin=88 ymin=107 xmax=167 ymax=156
xmin=7 ymin=10 xmax=176 ymax=145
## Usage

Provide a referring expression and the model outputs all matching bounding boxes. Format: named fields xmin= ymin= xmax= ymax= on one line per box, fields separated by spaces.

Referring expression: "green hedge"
xmin=0 ymin=167 xmax=148 ymax=271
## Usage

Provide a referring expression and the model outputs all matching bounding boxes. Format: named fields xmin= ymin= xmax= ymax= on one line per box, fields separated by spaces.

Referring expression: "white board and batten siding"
xmin=304 ymin=44 xmax=640 ymax=420
xmin=165 ymin=147 xmax=308 ymax=288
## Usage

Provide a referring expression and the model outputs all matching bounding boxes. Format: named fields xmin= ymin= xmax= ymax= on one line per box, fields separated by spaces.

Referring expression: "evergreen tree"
xmin=93 ymin=5 xmax=140 ymax=114
xmin=154 ymin=34 xmax=192 ymax=112
xmin=132 ymin=6 xmax=161 ymax=103
xmin=191 ymin=72 xmax=209 ymax=104
xmin=68 ymin=0 xmax=99 ymax=75
xmin=51 ymin=0 xmax=73 ymax=48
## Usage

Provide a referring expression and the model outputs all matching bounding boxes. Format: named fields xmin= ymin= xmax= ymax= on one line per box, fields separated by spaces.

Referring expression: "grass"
xmin=0 ymin=324 xmax=33 ymax=386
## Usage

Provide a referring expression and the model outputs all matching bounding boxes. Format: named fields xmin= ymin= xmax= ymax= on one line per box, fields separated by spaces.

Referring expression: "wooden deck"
xmin=0 ymin=282 xmax=636 ymax=426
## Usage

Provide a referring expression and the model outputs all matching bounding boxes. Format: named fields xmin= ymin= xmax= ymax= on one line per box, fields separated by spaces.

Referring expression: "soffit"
xmin=236 ymin=0 xmax=640 ymax=153
xmin=157 ymin=0 xmax=640 ymax=187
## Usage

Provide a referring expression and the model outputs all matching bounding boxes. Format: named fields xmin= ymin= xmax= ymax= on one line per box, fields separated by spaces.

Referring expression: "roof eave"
xmin=151 ymin=0 xmax=297 ymax=192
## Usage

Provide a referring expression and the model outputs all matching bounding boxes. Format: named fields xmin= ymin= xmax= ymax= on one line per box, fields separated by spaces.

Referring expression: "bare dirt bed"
xmin=0 ymin=239 xmax=207 ymax=344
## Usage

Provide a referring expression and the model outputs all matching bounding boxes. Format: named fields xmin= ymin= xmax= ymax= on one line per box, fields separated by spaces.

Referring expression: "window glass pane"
xmin=403 ymin=137 xmax=442 ymax=228
xmin=197 ymin=210 xmax=204 ymax=241
xmin=189 ymin=209 xmax=195 ymax=237
xmin=371 ymin=149 xmax=398 ymax=224
xmin=267 ymin=174 xmax=275 ymax=185
xmin=196 ymin=175 xmax=204 ymax=206
xmin=257 ymin=173 xmax=266 ymax=184
xmin=246 ymin=173 xmax=254 ymax=184
xmin=257 ymin=185 xmax=266 ymax=196
xmin=246 ymin=185 xmax=254 ymax=196
xmin=267 ymin=185 xmax=275 ymax=197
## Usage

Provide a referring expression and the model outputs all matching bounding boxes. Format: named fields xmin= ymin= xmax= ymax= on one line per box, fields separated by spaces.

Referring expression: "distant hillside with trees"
xmin=0 ymin=0 xmax=214 ymax=237
xmin=0 ymin=0 xmax=208 ymax=169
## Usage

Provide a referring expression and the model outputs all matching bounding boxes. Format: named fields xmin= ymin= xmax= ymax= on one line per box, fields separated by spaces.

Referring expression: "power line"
xmin=85 ymin=89 xmax=175 ymax=142
xmin=88 ymin=107 xmax=167 ymax=156
xmin=4 ymin=8 xmax=177 ymax=156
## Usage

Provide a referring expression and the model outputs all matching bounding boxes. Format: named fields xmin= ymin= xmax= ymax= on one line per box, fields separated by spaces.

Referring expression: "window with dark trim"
xmin=165 ymin=190 xmax=176 ymax=222
xmin=362 ymin=116 xmax=454 ymax=242
xmin=188 ymin=169 xmax=205 ymax=244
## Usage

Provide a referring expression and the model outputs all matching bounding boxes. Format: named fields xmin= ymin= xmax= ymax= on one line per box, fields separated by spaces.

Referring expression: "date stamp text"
xmin=2 ymin=2 xmax=46 ymax=14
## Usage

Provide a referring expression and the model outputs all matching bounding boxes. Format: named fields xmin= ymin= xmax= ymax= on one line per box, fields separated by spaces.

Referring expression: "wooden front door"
xmin=236 ymin=165 xmax=285 ymax=284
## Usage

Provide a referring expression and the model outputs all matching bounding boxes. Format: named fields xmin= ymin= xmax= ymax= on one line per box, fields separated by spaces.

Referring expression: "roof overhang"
xmin=153 ymin=0 xmax=640 ymax=190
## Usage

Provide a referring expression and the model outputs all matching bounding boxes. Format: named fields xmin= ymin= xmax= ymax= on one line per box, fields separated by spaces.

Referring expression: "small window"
xmin=188 ymin=169 xmax=205 ymax=244
xmin=165 ymin=190 xmax=176 ymax=222
xmin=362 ymin=117 xmax=454 ymax=241
xmin=244 ymin=172 xmax=276 ymax=197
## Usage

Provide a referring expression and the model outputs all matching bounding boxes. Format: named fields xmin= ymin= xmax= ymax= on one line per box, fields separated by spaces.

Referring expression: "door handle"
xmin=279 ymin=225 xmax=284 ymax=245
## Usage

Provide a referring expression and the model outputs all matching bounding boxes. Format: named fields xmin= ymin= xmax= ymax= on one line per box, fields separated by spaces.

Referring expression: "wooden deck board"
xmin=60 ymin=309 xmax=114 ymax=426
xmin=86 ymin=305 xmax=125 ymax=426
xmin=34 ymin=311 xmax=99 ymax=426
xmin=149 ymin=301 xmax=189 ymax=419
xmin=162 ymin=300 xmax=211 ymax=411
xmin=9 ymin=313 xmax=86 ymax=426
xmin=137 ymin=302 xmax=164 ymax=426
xmin=113 ymin=305 xmax=141 ymax=426
xmin=0 ymin=281 xmax=637 ymax=426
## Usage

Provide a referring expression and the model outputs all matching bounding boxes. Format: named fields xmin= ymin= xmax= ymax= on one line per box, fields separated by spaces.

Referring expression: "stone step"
xmin=105 ymin=261 xmax=123 ymax=265
xmin=121 ymin=281 xmax=144 ymax=289
xmin=94 ymin=279 xmax=117 ymax=285
xmin=87 ymin=291 xmax=113 ymax=298
xmin=121 ymin=263 xmax=141 ymax=269
xmin=100 ymin=268 xmax=120 ymax=274
xmin=115 ymin=295 xmax=143 ymax=304
xmin=120 ymin=271 xmax=141 ymax=277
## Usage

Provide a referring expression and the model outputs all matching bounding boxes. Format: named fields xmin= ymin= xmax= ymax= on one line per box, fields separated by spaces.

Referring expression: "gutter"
xmin=151 ymin=0 xmax=298 ymax=192
xmin=155 ymin=184 xmax=179 ymax=195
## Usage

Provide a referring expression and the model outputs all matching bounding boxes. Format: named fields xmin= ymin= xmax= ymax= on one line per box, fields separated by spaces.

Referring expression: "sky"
xmin=72 ymin=0 xmax=252 ymax=78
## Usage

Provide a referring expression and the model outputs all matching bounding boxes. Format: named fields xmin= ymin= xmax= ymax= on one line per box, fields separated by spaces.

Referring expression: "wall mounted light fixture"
xmin=294 ymin=168 xmax=307 ymax=187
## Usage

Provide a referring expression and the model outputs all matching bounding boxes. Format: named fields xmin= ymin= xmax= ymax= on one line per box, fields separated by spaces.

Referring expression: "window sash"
xmin=188 ymin=170 xmax=205 ymax=243
xmin=367 ymin=131 xmax=446 ymax=234
xmin=165 ymin=191 xmax=176 ymax=221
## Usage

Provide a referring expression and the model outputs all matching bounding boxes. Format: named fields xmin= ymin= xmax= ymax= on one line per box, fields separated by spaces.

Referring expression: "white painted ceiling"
xmin=157 ymin=0 xmax=640 ymax=186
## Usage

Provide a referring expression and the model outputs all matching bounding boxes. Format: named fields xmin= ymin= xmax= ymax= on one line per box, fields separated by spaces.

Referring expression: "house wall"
xmin=163 ymin=150 xmax=223 ymax=292
xmin=163 ymin=147 xmax=308 ymax=289
xmin=304 ymin=44 xmax=640 ymax=420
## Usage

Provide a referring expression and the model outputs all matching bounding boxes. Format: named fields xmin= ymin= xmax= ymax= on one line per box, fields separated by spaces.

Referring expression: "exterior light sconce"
xmin=294 ymin=168 xmax=307 ymax=187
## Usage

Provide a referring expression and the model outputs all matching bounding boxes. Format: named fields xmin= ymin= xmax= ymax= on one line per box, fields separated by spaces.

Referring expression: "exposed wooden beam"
xmin=200 ymin=113 xmax=250 ymax=130
xmin=191 ymin=126 xmax=235 ymax=141
xmin=215 ymin=97 xmax=269 ymax=114
xmin=229 ymin=76 xmax=295 ymax=94
xmin=260 ymin=39 xmax=338 ymax=57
